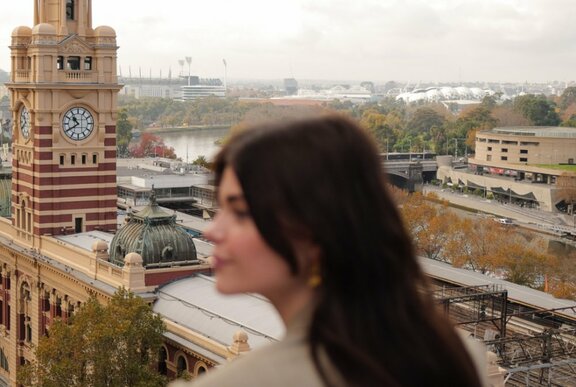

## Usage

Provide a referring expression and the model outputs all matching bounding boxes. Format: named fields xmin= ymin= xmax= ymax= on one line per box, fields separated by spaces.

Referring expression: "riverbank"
xmin=423 ymin=185 xmax=576 ymax=250
xmin=141 ymin=125 xmax=230 ymax=135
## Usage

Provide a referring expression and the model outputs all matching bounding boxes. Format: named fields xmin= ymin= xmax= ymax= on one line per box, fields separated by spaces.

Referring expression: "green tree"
xmin=559 ymin=86 xmax=576 ymax=111
xmin=192 ymin=155 xmax=210 ymax=168
xmin=405 ymin=107 xmax=446 ymax=136
xmin=117 ymin=109 xmax=134 ymax=157
xmin=18 ymin=288 xmax=166 ymax=387
xmin=513 ymin=94 xmax=561 ymax=126
xmin=360 ymin=110 xmax=394 ymax=152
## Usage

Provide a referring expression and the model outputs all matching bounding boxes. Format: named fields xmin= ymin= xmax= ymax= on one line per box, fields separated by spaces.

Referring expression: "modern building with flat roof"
xmin=475 ymin=126 xmax=576 ymax=165
xmin=438 ymin=127 xmax=576 ymax=212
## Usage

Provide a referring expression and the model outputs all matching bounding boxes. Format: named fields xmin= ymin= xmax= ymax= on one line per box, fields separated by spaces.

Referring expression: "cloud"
xmin=0 ymin=0 xmax=574 ymax=81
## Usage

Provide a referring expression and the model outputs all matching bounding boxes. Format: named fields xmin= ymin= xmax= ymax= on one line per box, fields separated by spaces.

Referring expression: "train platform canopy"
xmin=153 ymin=275 xmax=284 ymax=350
xmin=420 ymin=258 xmax=576 ymax=319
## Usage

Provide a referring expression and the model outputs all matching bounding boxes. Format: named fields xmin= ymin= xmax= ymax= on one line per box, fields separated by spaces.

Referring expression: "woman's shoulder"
xmin=170 ymin=338 xmax=326 ymax=387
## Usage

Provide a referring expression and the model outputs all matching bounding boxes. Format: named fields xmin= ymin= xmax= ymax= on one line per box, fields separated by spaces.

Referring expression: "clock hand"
xmin=68 ymin=116 xmax=80 ymax=130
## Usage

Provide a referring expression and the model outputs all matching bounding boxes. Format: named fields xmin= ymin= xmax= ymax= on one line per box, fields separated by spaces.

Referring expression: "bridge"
xmin=381 ymin=154 xmax=438 ymax=191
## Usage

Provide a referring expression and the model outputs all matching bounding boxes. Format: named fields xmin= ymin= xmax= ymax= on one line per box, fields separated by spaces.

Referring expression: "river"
xmin=153 ymin=127 xmax=230 ymax=162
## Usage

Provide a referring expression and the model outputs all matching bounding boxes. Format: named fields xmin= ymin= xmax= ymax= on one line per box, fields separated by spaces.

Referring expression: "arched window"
xmin=162 ymin=246 xmax=174 ymax=260
xmin=176 ymin=355 xmax=187 ymax=376
xmin=0 ymin=348 xmax=8 ymax=371
xmin=19 ymin=283 xmax=32 ymax=343
xmin=157 ymin=347 xmax=167 ymax=375
xmin=194 ymin=362 xmax=207 ymax=376
xmin=66 ymin=0 xmax=75 ymax=20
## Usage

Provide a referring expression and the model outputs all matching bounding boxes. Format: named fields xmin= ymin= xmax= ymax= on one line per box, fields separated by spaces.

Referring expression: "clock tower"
xmin=7 ymin=0 xmax=121 ymax=241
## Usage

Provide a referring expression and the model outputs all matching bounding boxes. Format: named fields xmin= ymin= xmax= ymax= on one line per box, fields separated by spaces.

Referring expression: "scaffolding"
xmin=432 ymin=283 xmax=576 ymax=386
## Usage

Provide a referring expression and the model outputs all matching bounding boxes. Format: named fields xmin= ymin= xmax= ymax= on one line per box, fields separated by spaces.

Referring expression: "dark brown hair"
xmin=213 ymin=115 xmax=481 ymax=387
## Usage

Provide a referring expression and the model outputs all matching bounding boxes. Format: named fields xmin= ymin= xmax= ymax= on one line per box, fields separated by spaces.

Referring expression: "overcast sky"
xmin=1 ymin=0 xmax=575 ymax=83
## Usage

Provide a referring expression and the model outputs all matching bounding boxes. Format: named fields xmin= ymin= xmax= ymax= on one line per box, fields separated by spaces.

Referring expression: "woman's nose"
xmin=203 ymin=212 xmax=222 ymax=243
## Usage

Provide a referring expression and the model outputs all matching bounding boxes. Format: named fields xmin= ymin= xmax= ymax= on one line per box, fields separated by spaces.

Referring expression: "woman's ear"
xmin=294 ymin=240 xmax=322 ymax=287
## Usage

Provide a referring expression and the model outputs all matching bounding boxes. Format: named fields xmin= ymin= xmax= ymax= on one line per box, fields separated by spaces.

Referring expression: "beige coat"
xmin=169 ymin=312 xmax=490 ymax=387
xmin=169 ymin=310 xmax=337 ymax=387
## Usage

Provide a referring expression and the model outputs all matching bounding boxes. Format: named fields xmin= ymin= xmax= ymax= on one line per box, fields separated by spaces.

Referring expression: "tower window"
xmin=57 ymin=56 xmax=64 ymax=70
xmin=81 ymin=154 xmax=87 ymax=165
xmin=84 ymin=57 xmax=92 ymax=70
xmin=75 ymin=218 xmax=83 ymax=233
xmin=71 ymin=155 xmax=76 ymax=165
xmin=66 ymin=0 xmax=75 ymax=20
xmin=59 ymin=155 xmax=65 ymax=165
xmin=66 ymin=57 xmax=80 ymax=70
xmin=93 ymin=154 xmax=98 ymax=164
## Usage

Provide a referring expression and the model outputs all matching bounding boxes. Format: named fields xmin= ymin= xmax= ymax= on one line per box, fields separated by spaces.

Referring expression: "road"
xmin=422 ymin=185 xmax=576 ymax=238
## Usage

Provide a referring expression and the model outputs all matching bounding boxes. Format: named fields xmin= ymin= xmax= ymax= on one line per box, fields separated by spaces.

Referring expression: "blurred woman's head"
xmin=209 ymin=115 xmax=415 ymax=294
xmin=205 ymin=114 xmax=481 ymax=387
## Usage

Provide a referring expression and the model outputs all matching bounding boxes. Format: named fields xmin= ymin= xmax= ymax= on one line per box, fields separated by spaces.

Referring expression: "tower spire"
xmin=34 ymin=0 xmax=93 ymax=38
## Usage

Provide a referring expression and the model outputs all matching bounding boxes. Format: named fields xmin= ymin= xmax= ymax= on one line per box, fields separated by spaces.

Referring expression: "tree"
xmin=559 ymin=86 xmax=576 ymax=111
xmin=117 ymin=109 xmax=134 ymax=157
xmin=500 ymin=240 xmax=553 ymax=288
xmin=360 ymin=110 xmax=398 ymax=152
xmin=491 ymin=105 xmax=530 ymax=127
xmin=18 ymin=288 xmax=166 ymax=387
xmin=443 ymin=218 xmax=504 ymax=274
xmin=513 ymin=94 xmax=561 ymax=126
xmin=556 ymin=173 xmax=576 ymax=213
xmin=192 ymin=155 xmax=210 ymax=168
xmin=399 ymin=192 xmax=456 ymax=262
xmin=548 ymin=251 xmax=576 ymax=300
xmin=130 ymin=133 xmax=176 ymax=159
xmin=405 ymin=107 xmax=446 ymax=137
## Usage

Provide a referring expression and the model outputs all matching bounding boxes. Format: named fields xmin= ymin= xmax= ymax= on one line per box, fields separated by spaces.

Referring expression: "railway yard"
xmin=426 ymin=259 xmax=576 ymax=386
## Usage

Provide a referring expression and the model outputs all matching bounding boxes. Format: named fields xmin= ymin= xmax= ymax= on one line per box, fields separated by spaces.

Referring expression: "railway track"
xmin=430 ymin=281 xmax=576 ymax=386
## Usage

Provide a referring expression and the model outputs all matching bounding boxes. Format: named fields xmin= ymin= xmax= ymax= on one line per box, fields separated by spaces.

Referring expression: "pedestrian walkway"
xmin=423 ymin=185 xmax=576 ymax=237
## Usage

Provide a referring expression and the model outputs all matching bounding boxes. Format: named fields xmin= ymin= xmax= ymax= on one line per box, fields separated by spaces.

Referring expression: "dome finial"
xmin=149 ymin=186 xmax=157 ymax=206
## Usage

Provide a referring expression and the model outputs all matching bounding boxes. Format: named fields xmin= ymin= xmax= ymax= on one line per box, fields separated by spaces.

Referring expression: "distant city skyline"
xmin=0 ymin=0 xmax=575 ymax=83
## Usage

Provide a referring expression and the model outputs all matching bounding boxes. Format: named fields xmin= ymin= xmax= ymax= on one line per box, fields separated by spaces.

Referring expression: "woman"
xmin=175 ymin=115 xmax=482 ymax=386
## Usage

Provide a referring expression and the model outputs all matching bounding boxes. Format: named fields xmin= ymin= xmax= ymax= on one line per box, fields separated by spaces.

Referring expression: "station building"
xmin=0 ymin=1 xmax=269 ymax=385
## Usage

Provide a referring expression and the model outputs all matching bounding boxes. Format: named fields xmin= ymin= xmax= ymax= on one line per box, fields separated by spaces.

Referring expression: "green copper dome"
xmin=109 ymin=192 xmax=198 ymax=267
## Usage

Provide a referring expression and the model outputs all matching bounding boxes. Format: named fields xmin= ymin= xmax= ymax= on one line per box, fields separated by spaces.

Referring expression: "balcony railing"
xmin=11 ymin=70 xmax=115 ymax=84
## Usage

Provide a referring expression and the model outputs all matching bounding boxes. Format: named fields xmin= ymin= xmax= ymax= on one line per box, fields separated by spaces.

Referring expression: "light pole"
xmin=385 ymin=138 xmax=389 ymax=160
xmin=223 ymin=59 xmax=228 ymax=96
xmin=185 ymin=56 xmax=192 ymax=86
xmin=407 ymin=139 xmax=412 ymax=161
xmin=453 ymin=138 xmax=458 ymax=158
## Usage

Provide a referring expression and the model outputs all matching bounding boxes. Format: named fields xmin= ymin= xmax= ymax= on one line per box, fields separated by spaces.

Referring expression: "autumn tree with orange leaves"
xmin=398 ymin=192 xmax=561 ymax=293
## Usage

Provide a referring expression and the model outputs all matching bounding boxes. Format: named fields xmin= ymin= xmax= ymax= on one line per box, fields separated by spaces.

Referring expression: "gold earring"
xmin=308 ymin=262 xmax=322 ymax=288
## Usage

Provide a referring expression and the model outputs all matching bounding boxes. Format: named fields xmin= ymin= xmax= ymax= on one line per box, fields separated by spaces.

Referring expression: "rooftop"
xmin=154 ymin=275 xmax=284 ymax=348
xmin=482 ymin=126 xmax=576 ymax=138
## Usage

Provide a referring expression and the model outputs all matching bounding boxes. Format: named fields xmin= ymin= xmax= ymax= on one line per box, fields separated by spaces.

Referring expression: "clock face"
xmin=62 ymin=107 xmax=94 ymax=141
xmin=20 ymin=106 xmax=31 ymax=140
